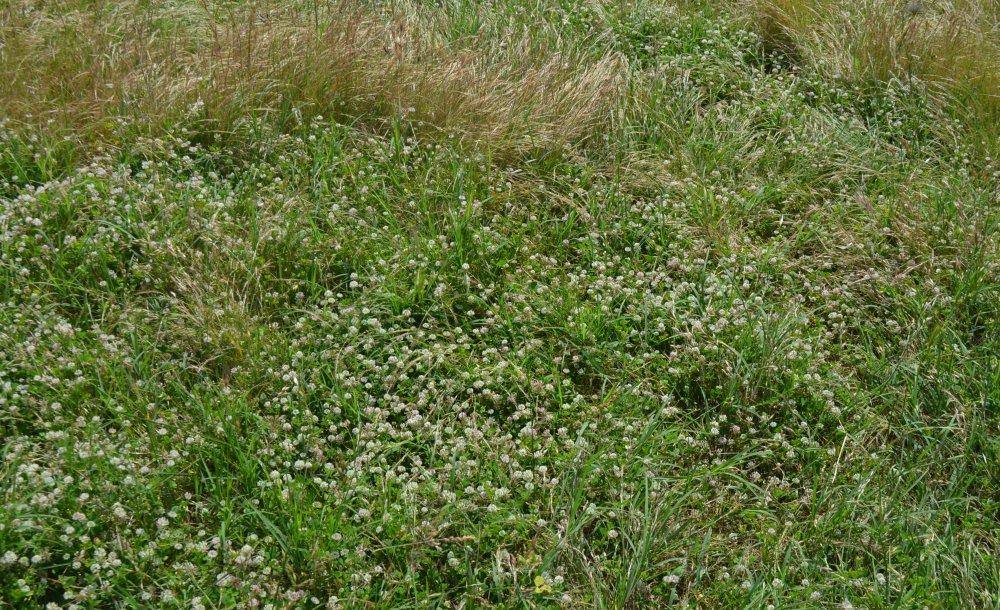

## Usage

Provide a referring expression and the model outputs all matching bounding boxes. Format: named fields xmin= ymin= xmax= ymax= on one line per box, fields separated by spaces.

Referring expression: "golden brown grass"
xmin=0 ymin=0 xmax=625 ymax=154
xmin=5 ymin=0 xmax=997 ymax=162
xmin=743 ymin=0 xmax=1000 ymax=114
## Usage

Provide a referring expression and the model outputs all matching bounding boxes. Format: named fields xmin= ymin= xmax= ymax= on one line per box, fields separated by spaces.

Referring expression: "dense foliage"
xmin=2 ymin=1 xmax=998 ymax=608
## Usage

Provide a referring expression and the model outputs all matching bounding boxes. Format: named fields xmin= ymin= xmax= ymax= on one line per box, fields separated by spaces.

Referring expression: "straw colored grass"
xmin=0 ymin=0 xmax=625 ymax=153
xmin=743 ymin=0 xmax=1000 ymax=114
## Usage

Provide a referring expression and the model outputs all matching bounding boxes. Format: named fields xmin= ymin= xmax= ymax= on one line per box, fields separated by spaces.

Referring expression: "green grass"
xmin=1 ymin=1 xmax=999 ymax=609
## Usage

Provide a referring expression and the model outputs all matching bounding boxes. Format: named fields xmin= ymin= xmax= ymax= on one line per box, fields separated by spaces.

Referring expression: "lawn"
xmin=1 ymin=1 xmax=998 ymax=608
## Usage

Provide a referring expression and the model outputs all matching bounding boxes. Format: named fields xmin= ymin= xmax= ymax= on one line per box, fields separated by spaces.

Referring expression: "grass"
xmin=741 ymin=0 xmax=1000 ymax=143
xmin=1 ymin=0 xmax=999 ymax=608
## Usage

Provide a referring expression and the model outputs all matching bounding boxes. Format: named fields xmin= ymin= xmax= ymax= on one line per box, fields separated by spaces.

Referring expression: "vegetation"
xmin=2 ymin=0 xmax=998 ymax=608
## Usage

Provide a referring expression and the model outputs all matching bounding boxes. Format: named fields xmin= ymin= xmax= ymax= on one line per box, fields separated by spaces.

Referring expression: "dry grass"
xmin=742 ymin=0 xmax=1000 ymax=114
xmin=0 ymin=0 xmax=626 ymax=153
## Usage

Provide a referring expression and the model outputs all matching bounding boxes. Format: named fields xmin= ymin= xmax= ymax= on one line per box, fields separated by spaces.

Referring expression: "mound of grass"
xmin=1 ymin=1 xmax=998 ymax=609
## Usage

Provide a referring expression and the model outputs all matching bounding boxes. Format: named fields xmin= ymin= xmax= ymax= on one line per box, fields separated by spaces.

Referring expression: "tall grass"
xmin=0 ymin=0 xmax=625 ymax=155
xmin=6 ymin=0 xmax=999 ymax=160
xmin=742 ymin=0 xmax=1000 ymax=121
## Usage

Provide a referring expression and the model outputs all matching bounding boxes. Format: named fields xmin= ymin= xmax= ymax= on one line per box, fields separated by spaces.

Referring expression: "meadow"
xmin=1 ymin=0 xmax=998 ymax=608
